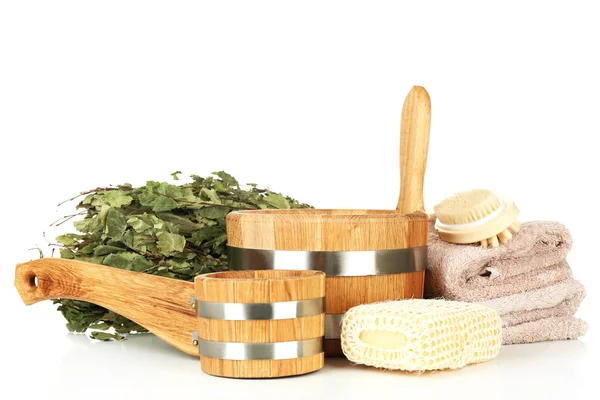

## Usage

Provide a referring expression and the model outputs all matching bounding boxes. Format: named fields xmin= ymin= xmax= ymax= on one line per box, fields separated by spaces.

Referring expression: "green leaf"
xmin=212 ymin=179 xmax=227 ymax=193
xmin=102 ymin=253 xmax=132 ymax=269
xmin=73 ymin=255 xmax=105 ymax=265
xmin=60 ymin=248 xmax=75 ymax=259
xmin=90 ymin=331 xmax=126 ymax=341
xmin=102 ymin=190 xmax=134 ymax=208
xmin=171 ymin=171 xmax=182 ymax=181
xmin=154 ymin=269 xmax=177 ymax=278
xmin=103 ymin=252 xmax=152 ymax=272
xmin=157 ymin=212 xmax=201 ymax=233
xmin=213 ymin=171 xmax=239 ymax=187
xmin=98 ymin=204 xmax=110 ymax=223
xmin=196 ymin=217 xmax=218 ymax=226
xmin=156 ymin=232 xmax=186 ymax=255
xmin=264 ymin=192 xmax=290 ymax=209
xmin=127 ymin=215 xmax=154 ymax=233
xmin=89 ymin=322 xmax=111 ymax=331
xmin=56 ymin=234 xmax=82 ymax=246
xmin=142 ymin=195 xmax=179 ymax=213
xmin=189 ymin=225 xmax=224 ymax=246
xmin=80 ymin=194 xmax=95 ymax=205
xmin=132 ymin=234 xmax=155 ymax=249
xmin=78 ymin=244 xmax=98 ymax=255
xmin=57 ymin=302 xmax=105 ymax=332
xmin=194 ymin=206 xmax=230 ymax=220
xmin=138 ymin=182 xmax=180 ymax=212
xmin=73 ymin=215 xmax=102 ymax=233
xmin=201 ymin=188 xmax=221 ymax=204
xmin=93 ymin=245 xmax=124 ymax=256
xmin=166 ymin=259 xmax=194 ymax=276
xmin=122 ymin=230 xmax=134 ymax=248
xmin=205 ymin=233 xmax=228 ymax=251
xmin=104 ymin=208 xmax=127 ymax=240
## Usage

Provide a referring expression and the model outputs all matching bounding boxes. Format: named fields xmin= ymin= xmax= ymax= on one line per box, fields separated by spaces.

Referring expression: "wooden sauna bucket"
xmin=226 ymin=210 xmax=428 ymax=356
xmin=226 ymin=86 xmax=432 ymax=356
xmin=194 ymin=269 xmax=326 ymax=378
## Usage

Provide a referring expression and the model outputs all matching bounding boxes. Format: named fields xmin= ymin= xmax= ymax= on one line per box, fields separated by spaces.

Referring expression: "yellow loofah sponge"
xmin=340 ymin=299 xmax=502 ymax=371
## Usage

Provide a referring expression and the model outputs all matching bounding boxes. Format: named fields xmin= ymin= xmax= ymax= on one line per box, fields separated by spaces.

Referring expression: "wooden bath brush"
xmin=434 ymin=189 xmax=520 ymax=247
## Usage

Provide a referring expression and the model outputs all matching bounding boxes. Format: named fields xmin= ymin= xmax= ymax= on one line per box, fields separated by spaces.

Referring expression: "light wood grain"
xmin=14 ymin=258 xmax=197 ymax=356
xmin=326 ymin=272 xmax=425 ymax=313
xmin=198 ymin=354 xmax=324 ymax=378
xmin=195 ymin=270 xmax=325 ymax=378
xmin=397 ymin=85 xmax=431 ymax=213
xmin=227 ymin=209 xmax=428 ymax=251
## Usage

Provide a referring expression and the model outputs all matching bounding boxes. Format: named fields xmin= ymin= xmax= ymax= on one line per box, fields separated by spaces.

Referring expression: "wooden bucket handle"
xmin=396 ymin=86 xmax=431 ymax=213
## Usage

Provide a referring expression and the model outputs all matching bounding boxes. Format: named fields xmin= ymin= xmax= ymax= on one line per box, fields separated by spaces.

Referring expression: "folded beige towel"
xmin=426 ymin=221 xmax=573 ymax=301
xmin=479 ymin=279 xmax=585 ymax=326
xmin=426 ymin=221 xmax=588 ymax=344
xmin=479 ymin=279 xmax=588 ymax=344
xmin=502 ymin=317 xmax=588 ymax=345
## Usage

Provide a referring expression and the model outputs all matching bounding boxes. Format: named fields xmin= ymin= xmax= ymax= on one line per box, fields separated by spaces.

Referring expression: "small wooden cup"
xmin=195 ymin=270 xmax=326 ymax=378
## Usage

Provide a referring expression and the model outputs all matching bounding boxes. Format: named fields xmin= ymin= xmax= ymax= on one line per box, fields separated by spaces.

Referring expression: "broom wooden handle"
xmin=14 ymin=258 xmax=198 ymax=356
xmin=396 ymin=86 xmax=431 ymax=213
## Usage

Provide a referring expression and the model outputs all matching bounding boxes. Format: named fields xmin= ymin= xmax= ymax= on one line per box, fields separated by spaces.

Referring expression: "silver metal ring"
xmin=228 ymin=246 xmax=427 ymax=276
xmin=198 ymin=337 xmax=323 ymax=360
xmin=325 ymin=314 xmax=344 ymax=339
xmin=197 ymin=298 xmax=324 ymax=320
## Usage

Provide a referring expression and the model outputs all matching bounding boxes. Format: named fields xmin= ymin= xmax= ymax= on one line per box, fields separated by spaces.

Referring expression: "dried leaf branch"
xmin=51 ymin=171 xmax=312 ymax=340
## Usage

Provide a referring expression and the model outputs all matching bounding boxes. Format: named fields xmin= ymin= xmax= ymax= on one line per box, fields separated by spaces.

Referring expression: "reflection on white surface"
xmin=9 ymin=331 xmax=590 ymax=400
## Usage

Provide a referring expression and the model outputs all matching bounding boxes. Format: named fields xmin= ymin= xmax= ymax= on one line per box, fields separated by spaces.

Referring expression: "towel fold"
xmin=502 ymin=317 xmax=588 ymax=345
xmin=479 ymin=279 xmax=586 ymax=327
xmin=479 ymin=278 xmax=589 ymax=344
xmin=425 ymin=220 xmax=588 ymax=344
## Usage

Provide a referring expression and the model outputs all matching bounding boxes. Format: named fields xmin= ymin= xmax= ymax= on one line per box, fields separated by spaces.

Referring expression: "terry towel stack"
xmin=425 ymin=221 xmax=588 ymax=345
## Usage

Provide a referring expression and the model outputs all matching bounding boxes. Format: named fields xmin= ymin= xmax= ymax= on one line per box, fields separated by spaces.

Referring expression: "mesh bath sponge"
xmin=341 ymin=299 xmax=502 ymax=371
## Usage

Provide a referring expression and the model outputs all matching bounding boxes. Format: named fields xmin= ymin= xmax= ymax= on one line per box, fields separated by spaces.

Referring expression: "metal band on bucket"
xmin=325 ymin=314 xmax=344 ymax=339
xmin=197 ymin=298 xmax=324 ymax=320
xmin=198 ymin=337 xmax=323 ymax=360
xmin=228 ymin=246 xmax=427 ymax=276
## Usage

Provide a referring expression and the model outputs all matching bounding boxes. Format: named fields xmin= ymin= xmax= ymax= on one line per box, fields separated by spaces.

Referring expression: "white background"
xmin=1 ymin=1 xmax=598 ymax=399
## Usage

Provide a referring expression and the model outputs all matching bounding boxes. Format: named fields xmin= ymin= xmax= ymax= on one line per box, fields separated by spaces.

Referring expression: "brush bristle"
xmin=434 ymin=189 xmax=501 ymax=225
